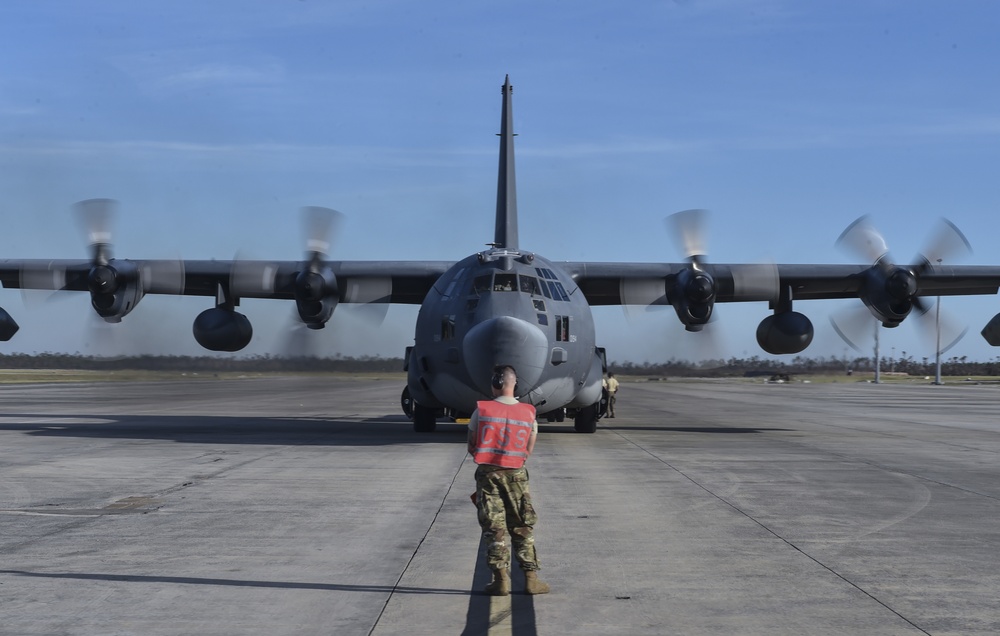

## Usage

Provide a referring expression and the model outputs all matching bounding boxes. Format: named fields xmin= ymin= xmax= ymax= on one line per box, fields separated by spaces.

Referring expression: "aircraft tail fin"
xmin=494 ymin=75 xmax=518 ymax=250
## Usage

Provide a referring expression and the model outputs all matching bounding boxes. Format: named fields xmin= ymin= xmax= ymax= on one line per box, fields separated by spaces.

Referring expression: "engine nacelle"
xmin=193 ymin=308 xmax=253 ymax=352
xmin=294 ymin=268 xmax=338 ymax=328
xmin=862 ymin=263 xmax=917 ymax=327
xmin=981 ymin=313 xmax=1000 ymax=346
xmin=0 ymin=307 xmax=19 ymax=341
xmin=670 ymin=267 xmax=715 ymax=332
xmin=757 ymin=311 xmax=814 ymax=355
xmin=88 ymin=261 xmax=145 ymax=323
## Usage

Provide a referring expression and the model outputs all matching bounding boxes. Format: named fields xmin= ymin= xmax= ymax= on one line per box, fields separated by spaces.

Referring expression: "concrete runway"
xmin=1 ymin=376 xmax=1000 ymax=635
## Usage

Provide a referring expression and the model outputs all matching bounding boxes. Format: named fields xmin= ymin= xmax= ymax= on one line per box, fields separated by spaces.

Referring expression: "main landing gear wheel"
xmin=413 ymin=403 xmax=437 ymax=433
xmin=545 ymin=408 xmax=566 ymax=423
xmin=401 ymin=386 xmax=414 ymax=420
xmin=574 ymin=403 xmax=599 ymax=434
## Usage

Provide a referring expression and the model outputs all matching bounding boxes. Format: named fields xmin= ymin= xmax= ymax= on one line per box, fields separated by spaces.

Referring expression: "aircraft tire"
xmin=413 ymin=403 xmax=437 ymax=433
xmin=401 ymin=386 xmax=414 ymax=420
xmin=574 ymin=403 xmax=598 ymax=434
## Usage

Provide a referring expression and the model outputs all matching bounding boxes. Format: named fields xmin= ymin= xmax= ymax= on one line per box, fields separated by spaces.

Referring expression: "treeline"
xmin=1 ymin=352 xmax=999 ymax=377
xmin=608 ymin=354 xmax=1000 ymax=378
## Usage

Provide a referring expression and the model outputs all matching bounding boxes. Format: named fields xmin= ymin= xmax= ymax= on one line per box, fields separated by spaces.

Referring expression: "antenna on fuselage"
xmin=494 ymin=75 xmax=518 ymax=251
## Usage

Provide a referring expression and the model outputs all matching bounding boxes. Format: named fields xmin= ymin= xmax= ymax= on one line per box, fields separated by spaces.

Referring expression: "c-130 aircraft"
xmin=5 ymin=75 xmax=1000 ymax=433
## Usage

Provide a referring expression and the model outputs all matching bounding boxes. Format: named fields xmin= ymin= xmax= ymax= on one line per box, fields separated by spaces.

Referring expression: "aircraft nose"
xmin=463 ymin=316 xmax=548 ymax=396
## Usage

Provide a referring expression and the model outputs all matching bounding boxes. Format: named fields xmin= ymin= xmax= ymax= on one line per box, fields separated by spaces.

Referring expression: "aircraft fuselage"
xmin=406 ymin=248 xmax=604 ymax=422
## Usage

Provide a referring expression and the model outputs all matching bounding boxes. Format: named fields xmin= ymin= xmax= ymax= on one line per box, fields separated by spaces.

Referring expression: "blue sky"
xmin=1 ymin=1 xmax=1000 ymax=364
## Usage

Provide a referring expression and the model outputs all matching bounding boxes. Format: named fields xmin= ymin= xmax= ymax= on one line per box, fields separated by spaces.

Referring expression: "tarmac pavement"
xmin=1 ymin=376 xmax=999 ymax=635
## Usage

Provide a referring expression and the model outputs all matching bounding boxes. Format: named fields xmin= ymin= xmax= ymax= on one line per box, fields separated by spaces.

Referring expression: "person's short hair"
xmin=491 ymin=365 xmax=517 ymax=390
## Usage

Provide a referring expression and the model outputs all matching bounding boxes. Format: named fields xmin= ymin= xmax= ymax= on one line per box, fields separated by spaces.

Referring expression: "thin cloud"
xmin=113 ymin=49 xmax=286 ymax=97
xmin=0 ymin=138 xmax=493 ymax=171
xmin=150 ymin=62 xmax=285 ymax=93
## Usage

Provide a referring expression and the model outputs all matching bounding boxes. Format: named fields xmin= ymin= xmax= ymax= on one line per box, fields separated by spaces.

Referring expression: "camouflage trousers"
xmin=475 ymin=464 xmax=540 ymax=572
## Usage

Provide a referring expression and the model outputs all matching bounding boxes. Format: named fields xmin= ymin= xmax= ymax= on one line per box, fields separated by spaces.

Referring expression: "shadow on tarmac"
xmin=0 ymin=415 xmax=471 ymax=446
xmin=597 ymin=425 xmax=793 ymax=434
xmin=0 ymin=569 xmax=469 ymax=594
xmin=462 ymin=538 xmax=539 ymax=636
xmin=2 ymin=565 xmax=540 ymax=633
xmin=0 ymin=412 xmax=791 ymax=447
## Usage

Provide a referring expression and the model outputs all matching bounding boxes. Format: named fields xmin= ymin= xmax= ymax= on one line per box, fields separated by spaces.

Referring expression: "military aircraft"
xmin=4 ymin=75 xmax=1000 ymax=433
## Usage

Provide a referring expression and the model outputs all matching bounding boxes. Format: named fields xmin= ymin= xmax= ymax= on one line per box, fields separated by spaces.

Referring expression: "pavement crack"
xmin=368 ymin=451 xmax=468 ymax=636
xmin=610 ymin=428 xmax=934 ymax=636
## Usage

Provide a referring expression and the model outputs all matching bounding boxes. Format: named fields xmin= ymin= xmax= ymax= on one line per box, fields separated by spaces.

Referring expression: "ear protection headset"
xmin=491 ymin=365 xmax=516 ymax=391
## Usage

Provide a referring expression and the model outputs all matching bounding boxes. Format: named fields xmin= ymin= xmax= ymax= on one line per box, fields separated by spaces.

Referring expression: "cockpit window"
xmin=440 ymin=267 xmax=466 ymax=300
xmin=473 ymin=274 xmax=492 ymax=294
xmin=470 ymin=270 xmax=563 ymax=299
xmin=552 ymin=281 xmax=569 ymax=301
xmin=520 ymin=275 xmax=542 ymax=295
xmin=494 ymin=273 xmax=517 ymax=292
xmin=539 ymin=279 xmax=552 ymax=299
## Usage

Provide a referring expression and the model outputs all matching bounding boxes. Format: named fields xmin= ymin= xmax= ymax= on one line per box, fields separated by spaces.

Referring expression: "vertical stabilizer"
xmin=495 ymin=75 xmax=518 ymax=250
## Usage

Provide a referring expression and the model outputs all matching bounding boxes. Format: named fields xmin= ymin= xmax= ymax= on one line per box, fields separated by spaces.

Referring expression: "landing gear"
xmin=401 ymin=386 xmax=414 ymax=420
xmin=544 ymin=408 xmax=566 ymax=423
xmin=413 ymin=403 xmax=437 ymax=433
xmin=574 ymin=403 xmax=599 ymax=434
xmin=403 ymin=386 xmax=437 ymax=432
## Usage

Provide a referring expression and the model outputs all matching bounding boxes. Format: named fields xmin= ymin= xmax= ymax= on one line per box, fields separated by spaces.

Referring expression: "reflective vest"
xmin=472 ymin=400 xmax=536 ymax=468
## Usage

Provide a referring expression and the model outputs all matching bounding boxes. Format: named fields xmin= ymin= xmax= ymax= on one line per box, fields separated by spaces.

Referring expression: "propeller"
xmin=21 ymin=198 xmax=179 ymax=315
xmin=619 ymin=210 xmax=708 ymax=321
xmin=668 ymin=209 xmax=779 ymax=330
xmin=832 ymin=215 xmax=972 ymax=353
xmin=278 ymin=311 xmax=325 ymax=359
xmin=230 ymin=206 xmax=343 ymax=301
xmin=665 ymin=210 xmax=715 ymax=331
xmin=274 ymin=207 xmax=342 ymax=357
xmin=16 ymin=199 xmax=187 ymax=355
xmin=302 ymin=205 xmax=338 ymax=259
xmin=76 ymin=198 xmax=116 ymax=267
xmin=299 ymin=206 xmax=392 ymax=326
xmin=830 ymin=299 xmax=968 ymax=355
xmin=293 ymin=206 xmax=342 ymax=329
xmin=829 ymin=305 xmax=878 ymax=353
xmin=835 ymin=215 xmax=890 ymax=265
xmin=17 ymin=198 xmax=120 ymax=303
xmin=231 ymin=206 xmax=391 ymax=350
xmin=667 ymin=208 xmax=709 ymax=266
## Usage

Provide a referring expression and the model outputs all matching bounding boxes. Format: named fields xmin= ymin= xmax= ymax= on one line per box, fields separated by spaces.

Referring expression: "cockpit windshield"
xmin=471 ymin=271 xmax=565 ymax=300
xmin=493 ymin=273 xmax=517 ymax=291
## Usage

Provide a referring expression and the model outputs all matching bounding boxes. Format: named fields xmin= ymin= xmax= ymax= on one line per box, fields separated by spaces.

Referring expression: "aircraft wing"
xmin=563 ymin=260 xmax=1000 ymax=353
xmin=563 ymin=262 xmax=1000 ymax=305
xmin=0 ymin=257 xmax=456 ymax=351
xmin=0 ymin=259 xmax=455 ymax=304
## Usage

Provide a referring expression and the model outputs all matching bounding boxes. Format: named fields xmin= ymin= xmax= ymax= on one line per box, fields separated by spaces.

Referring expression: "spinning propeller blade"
xmin=833 ymin=215 xmax=971 ymax=352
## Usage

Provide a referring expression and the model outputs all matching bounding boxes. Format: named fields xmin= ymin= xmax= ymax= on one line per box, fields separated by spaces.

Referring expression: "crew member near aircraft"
xmin=604 ymin=372 xmax=619 ymax=418
xmin=468 ymin=365 xmax=550 ymax=596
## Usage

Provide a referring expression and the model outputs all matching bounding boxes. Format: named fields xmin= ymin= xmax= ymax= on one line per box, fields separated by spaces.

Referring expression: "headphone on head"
xmin=491 ymin=365 xmax=515 ymax=390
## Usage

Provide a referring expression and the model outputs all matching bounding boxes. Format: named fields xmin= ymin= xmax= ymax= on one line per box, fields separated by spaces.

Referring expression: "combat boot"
xmin=484 ymin=568 xmax=510 ymax=596
xmin=524 ymin=570 xmax=550 ymax=595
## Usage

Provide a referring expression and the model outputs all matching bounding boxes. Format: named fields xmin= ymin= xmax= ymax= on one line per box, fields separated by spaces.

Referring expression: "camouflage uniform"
xmin=475 ymin=464 xmax=540 ymax=571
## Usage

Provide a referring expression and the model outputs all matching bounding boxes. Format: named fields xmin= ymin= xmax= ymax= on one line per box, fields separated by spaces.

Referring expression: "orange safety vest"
xmin=472 ymin=400 xmax=537 ymax=468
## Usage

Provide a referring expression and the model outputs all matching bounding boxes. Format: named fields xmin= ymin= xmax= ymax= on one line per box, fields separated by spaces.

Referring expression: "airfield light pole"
xmin=934 ymin=303 xmax=943 ymax=385
xmin=934 ymin=259 xmax=944 ymax=386
xmin=873 ymin=320 xmax=881 ymax=384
